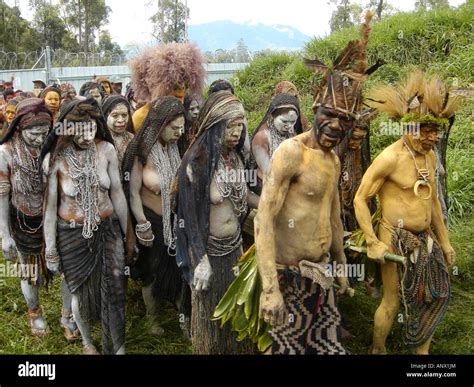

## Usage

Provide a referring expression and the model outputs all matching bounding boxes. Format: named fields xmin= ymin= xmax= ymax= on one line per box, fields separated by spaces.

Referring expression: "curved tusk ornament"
xmin=414 ymin=180 xmax=432 ymax=200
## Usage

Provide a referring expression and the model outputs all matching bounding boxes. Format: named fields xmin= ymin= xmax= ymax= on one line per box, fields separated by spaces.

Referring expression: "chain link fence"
xmin=0 ymin=49 xmax=128 ymax=70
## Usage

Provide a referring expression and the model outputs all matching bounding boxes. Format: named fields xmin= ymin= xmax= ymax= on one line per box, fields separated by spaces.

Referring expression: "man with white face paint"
xmin=0 ymin=98 xmax=80 ymax=341
xmin=251 ymin=93 xmax=303 ymax=195
xmin=122 ymin=97 xmax=187 ymax=337
xmin=42 ymin=97 xmax=128 ymax=354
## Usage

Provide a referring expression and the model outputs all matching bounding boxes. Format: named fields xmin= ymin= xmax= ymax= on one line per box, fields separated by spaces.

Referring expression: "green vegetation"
xmin=0 ymin=279 xmax=191 ymax=355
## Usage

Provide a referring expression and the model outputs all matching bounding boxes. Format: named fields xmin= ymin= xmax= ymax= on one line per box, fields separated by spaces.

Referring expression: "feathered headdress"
xmin=305 ymin=11 xmax=381 ymax=121
xmin=367 ymin=71 xmax=464 ymax=129
xmin=130 ymin=42 xmax=206 ymax=102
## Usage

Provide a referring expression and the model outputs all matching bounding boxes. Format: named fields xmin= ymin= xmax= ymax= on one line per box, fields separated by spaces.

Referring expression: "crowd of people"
xmin=0 ymin=14 xmax=462 ymax=355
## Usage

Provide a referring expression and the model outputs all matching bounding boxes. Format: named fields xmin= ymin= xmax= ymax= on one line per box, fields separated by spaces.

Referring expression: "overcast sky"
xmin=11 ymin=0 xmax=467 ymax=46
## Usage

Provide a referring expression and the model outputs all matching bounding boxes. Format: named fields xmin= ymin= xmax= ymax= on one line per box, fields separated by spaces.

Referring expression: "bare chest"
xmin=389 ymin=155 xmax=435 ymax=190
xmin=142 ymin=159 xmax=161 ymax=194
xmin=292 ymin=151 xmax=338 ymax=199
xmin=58 ymin=153 xmax=110 ymax=197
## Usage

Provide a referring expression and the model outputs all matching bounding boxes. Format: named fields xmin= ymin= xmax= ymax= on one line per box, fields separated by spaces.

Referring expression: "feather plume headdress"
xmin=130 ymin=42 xmax=206 ymax=102
xmin=367 ymin=71 xmax=464 ymax=129
xmin=305 ymin=11 xmax=381 ymax=123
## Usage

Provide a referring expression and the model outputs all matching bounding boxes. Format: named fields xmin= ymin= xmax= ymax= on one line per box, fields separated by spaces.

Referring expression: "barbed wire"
xmin=0 ymin=49 xmax=128 ymax=70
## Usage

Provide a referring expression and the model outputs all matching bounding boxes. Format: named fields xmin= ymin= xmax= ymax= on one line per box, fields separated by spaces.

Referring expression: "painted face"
xmin=186 ymin=100 xmax=200 ymax=122
xmin=272 ymin=108 xmax=298 ymax=135
xmin=73 ymin=120 xmax=98 ymax=149
xmin=348 ymin=126 xmax=367 ymax=150
xmin=160 ymin=115 xmax=185 ymax=144
xmin=112 ymin=84 xmax=122 ymax=94
xmin=5 ymin=105 xmax=16 ymax=123
xmin=63 ymin=88 xmax=77 ymax=100
xmin=101 ymin=82 xmax=111 ymax=95
xmin=172 ymin=88 xmax=186 ymax=103
xmin=5 ymin=94 xmax=14 ymax=103
xmin=21 ymin=125 xmax=49 ymax=148
xmin=32 ymin=86 xmax=43 ymax=97
xmin=223 ymin=117 xmax=244 ymax=150
xmin=107 ymin=103 xmax=129 ymax=134
xmin=315 ymin=107 xmax=352 ymax=150
xmin=44 ymin=91 xmax=61 ymax=113
xmin=406 ymin=125 xmax=439 ymax=155
xmin=88 ymin=88 xmax=102 ymax=105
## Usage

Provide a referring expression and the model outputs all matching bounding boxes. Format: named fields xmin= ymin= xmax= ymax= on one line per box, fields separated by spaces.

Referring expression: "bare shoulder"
xmin=371 ymin=140 xmax=400 ymax=168
xmin=252 ymin=128 xmax=269 ymax=149
xmin=0 ymin=143 xmax=12 ymax=156
xmin=45 ymin=152 xmax=63 ymax=175
xmin=267 ymin=137 xmax=304 ymax=180
xmin=272 ymin=136 xmax=304 ymax=164
xmin=96 ymin=140 xmax=116 ymax=158
xmin=0 ymin=143 xmax=12 ymax=167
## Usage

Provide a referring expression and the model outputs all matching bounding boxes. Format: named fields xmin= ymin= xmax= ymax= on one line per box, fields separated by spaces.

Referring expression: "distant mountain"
xmin=188 ymin=20 xmax=311 ymax=52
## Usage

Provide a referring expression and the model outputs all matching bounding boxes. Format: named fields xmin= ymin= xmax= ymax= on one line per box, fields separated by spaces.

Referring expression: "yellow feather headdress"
xmin=367 ymin=71 xmax=464 ymax=129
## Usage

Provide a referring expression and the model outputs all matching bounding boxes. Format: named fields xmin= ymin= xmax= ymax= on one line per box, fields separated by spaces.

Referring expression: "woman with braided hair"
xmin=177 ymin=92 xmax=201 ymax=157
xmin=250 ymin=93 xmax=303 ymax=195
xmin=175 ymin=91 xmax=259 ymax=354
xmin=273 ymin=81 xmax=311 ymax=131
xmin=101 ymin=94 xmax=135 ymax=170
xmin=42 ymin=97 xmax=128 ymax=355
xmin=0 ymin=98 xmax=80 ymax=340
xmin=122 ymin=96 xmax=186 ymax=336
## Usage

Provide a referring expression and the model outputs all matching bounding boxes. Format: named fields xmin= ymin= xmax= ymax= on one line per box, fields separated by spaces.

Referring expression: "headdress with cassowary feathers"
xmin=367 ymin=71 xmax=464 ymax=130
xmin=305 ymin=11 xmax=382 ymax=123
xmin=130 ymin=43 xmax=206 ymax=102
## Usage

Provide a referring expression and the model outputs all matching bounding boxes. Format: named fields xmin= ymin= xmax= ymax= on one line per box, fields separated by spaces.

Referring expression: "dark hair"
xmin=208 ymin=79 xmax=234 ymax=96
xmin=3 ymin=88 xmax=14 ymax=97
xmin=79 ymin=82 xmax=105 ymax=98
xmin=101 ymin=94 xmax=134 ymax=133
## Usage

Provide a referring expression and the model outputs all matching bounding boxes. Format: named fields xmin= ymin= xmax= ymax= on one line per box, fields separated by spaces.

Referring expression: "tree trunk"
xmin=377 ymin=0 xmax=383 ymax=19
xmin=78 ymin=0 xmax=82 ymax=50
xmin=84 ymin=0 xmax=90 ymax=66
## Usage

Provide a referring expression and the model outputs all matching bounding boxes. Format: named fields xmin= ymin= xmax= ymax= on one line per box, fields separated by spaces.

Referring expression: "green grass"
xmin=0 ymin=278 xmax=191 ymax=355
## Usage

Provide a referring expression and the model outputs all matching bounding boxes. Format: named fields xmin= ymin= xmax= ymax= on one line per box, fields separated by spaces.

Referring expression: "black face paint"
xmin=315 ymin=106 xmax=352 ymax=148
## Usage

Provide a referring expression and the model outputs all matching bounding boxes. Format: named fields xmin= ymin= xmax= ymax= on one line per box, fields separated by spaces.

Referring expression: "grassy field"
xmin=0 ymin=275 xmax=191 ymax=355
xmin=0 ymin=211 xmax=472 ymax=355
